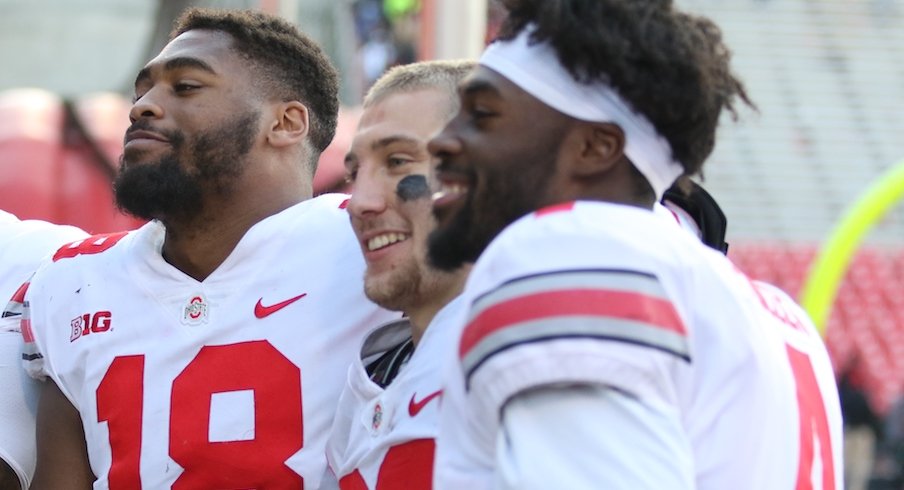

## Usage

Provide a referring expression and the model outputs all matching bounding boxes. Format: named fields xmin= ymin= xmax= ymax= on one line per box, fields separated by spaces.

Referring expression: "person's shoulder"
xmin=475 ymin=202 xmax=582 ymax=265
xmin=0 ymin=215 xmax=90 ymax=299
xmin=473 ymin=201 xmax=682 ymax=285
xmin=271 ymin=194 xmax=354 ymax=232
xmin=294 ymin=193 xmax=353 ymax=217
xmin=49 ymin=231 xmax=131 ymax=262
xmin=29 ymin=225 xmax=151 ymax=289
xmin=748 ymin=279 xmax=825 ymax=341
xmin=0 ymin=214 xmax=88 ymax=256
xmin=492 ymin=201 xmax=669 ymax=247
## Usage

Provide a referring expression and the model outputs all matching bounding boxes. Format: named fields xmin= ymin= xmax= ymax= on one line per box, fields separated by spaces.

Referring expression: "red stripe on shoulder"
xmin=534 ymin=202 xmax=575 ymax=217
xmin=21 ymin=318 xmax=34 ymax=343
xmin=339 ymin=198 xmax=350 ymax=209
xmin=459 ymin=288 xmax=685 ymax=359
xmin=11 ymin=282 xmax=29 ymax=303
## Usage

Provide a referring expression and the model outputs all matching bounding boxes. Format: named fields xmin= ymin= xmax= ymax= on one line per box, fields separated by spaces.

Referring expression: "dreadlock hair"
xmin=172 ymin=8 xmax=340 ymax=165
xmin=497 ymin=0 xmax=754 ymax=177
xmin=364 ymin=59 xmax=477 ymax=120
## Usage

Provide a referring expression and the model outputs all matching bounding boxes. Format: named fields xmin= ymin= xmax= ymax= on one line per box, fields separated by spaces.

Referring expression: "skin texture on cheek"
xmin=396 ymin=174 xmax=431 ymax=202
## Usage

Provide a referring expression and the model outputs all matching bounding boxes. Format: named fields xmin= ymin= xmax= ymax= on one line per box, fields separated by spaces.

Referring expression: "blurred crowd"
xmin=352 ymin=0 xmax=419 ymax=94
xmin=841 ymin=363 xmax=904 ymax=489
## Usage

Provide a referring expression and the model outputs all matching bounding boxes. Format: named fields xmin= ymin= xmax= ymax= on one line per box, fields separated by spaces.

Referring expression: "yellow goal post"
xmin=800 ymin=159 xmax=904 ymax=336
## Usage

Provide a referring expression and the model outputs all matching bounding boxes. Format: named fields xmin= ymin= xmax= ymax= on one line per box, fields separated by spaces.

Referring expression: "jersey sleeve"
xmin=0 ymin=281 xmax=38 ymax=488
xmin=0 ymin=330 xmax=39 ymax=490
xmin=3 ymin=281 xmax=48 ymax=382
xmin=457 ymin=209 xmax=692 ymax=432
xmin=496 ymin=384 xmax=693 ymax=489
xmin=0 ymin=216 xmax=87 ymax=303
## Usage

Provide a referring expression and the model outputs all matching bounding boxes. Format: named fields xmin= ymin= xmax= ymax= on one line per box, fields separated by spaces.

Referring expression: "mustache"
xmin=124 ymin=120 xmax=182 ymax=144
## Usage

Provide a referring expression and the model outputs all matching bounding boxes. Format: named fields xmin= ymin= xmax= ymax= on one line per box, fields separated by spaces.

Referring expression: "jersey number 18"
xmin=97 ymin=341 xmax=305 ymax=489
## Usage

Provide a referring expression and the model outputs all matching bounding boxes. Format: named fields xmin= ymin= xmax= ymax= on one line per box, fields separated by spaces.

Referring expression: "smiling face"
xmin=427 ymin=66 xmax=573 ymax=270
xmin=346 ymin=88 xmax=462 ymax=313
xmin=114 ymin=29 xmax=263 ymax=221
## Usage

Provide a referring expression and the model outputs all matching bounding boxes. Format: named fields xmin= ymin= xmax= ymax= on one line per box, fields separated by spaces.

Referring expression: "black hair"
xmin=172 ymin=8 xmax=340 ymax=155
xmin=497 ymin=0 xmax=754 ymax=176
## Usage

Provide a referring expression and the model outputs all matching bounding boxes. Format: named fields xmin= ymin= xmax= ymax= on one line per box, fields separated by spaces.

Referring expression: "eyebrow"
xmin=370 ymin=135 xmax=421 ymax=152
xmin=344 ymin=135 xmax=424 ymax=170
xmin=134 ymin=57 xmax=219 ymax=88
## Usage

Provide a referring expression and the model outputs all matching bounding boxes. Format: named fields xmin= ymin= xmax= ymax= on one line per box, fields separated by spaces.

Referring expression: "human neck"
xmin=160 ymin=178 xmax=311 ymax=281
xmin=407 ymin=266 xmax=470 ymax=346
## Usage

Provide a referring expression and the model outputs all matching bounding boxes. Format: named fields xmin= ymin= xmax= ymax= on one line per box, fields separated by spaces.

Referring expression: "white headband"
xmin=479 ymin=26 xmax=684 ymax=200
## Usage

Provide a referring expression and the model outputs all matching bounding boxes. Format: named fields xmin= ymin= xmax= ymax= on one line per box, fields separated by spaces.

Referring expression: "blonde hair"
xmin=364 ymin=59 xmax=476 ymax=118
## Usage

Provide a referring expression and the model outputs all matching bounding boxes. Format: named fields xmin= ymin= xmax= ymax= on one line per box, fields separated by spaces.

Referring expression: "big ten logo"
xmin=70 ymin=311 xmax=113 ymax=342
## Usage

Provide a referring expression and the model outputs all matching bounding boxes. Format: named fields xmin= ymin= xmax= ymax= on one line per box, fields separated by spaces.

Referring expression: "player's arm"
xmin=494 ymin=383 xmax=693 ymax=490
xmin=458 ymin=263 xmax=694 ymax=488
xmin=30 ymin=380 xmax=94 ymax=490
xmin=0 ymin=329 xmax=36 ymax=490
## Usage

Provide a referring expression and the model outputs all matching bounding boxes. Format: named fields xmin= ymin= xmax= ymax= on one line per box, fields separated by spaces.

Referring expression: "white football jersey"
xmin=17 ymin=194 xmax=396 ymax=489
xmin=327 ymin=297 xmax=463 ymax=490
xmin=0 ymin=210 xmax=88 ymax=302
xmin=0 ymin=211 xmax=87 ymax=489
xmin=434 ymin=201 xmax=843 ymax=490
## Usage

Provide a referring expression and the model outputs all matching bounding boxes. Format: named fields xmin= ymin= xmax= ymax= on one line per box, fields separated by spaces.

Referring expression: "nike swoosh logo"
xmin=254 ymin=294 xmax=307 ymax=319
xmin=408 ymin=390 xmax=443 ymax=417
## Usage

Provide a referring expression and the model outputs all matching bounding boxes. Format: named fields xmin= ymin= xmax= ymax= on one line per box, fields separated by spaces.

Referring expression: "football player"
xmin=11 ymin=9 xmax=394 ymax=488
xmin=327 ymin=60 xmax=474 ymax=490
xmin=427 ymin=0 xmax=843 ymax=488
xmin=0 ymin=211 xmax=86 ymax=489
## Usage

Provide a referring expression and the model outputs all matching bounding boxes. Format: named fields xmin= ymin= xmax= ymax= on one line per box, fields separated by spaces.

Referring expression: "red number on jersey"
xmin=339 ymin=471 xmax=367 ymax=490
xmin=53 ymin=232 xmax=128 ymax=261
xmin=171 ymin=341 xmax=303 ymax=488
xmin=339 ymin=439 xmax=435 ymax=490
xmin=96 ymin=341 xmax=304 ymax=489
xmin=744 ymin=275 xmax=836 ymax=488
xmin=97 ymin=355 xmax=144 ymax=489
xmin=786 ymin=345 xmax=836 ymax=490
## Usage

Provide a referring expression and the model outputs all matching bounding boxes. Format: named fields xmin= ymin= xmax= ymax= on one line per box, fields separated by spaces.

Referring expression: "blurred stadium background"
xmin=1 ymin=0 xmax=902 ymax=486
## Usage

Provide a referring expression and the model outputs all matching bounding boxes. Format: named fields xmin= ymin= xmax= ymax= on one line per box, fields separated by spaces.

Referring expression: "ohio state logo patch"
xmin=372 ymin=402 xmax=383 ymax=430
xmin=182 ymin=294 xmax=210 ymax=326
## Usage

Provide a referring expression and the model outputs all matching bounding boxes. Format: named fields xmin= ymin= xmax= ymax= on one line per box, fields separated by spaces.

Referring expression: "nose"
xmin=347 ymin=165 xmax=389 ymax=219
xmin=129 ymin=89 xmax=164 ymax=123
xmin=427 ymin=122 xmax=462 ymax=160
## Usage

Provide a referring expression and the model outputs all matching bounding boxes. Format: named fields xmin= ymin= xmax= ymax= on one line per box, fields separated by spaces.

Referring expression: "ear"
xmin=267 ymin=101 xmax=309 ymax=148
xmin=570 ymin=122 xmax=625 ymax=179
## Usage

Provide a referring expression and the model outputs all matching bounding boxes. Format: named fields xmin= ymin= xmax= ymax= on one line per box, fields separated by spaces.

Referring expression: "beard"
xmin=427 ymin=190 xmax=489 ymax=272
xmin=428 ymin=147 xmax=560 ymax=272
xmin=114 ymin=111 xmax=259 ymax=222
xmin=363 ymin=201 xmax=458 ymax=312
xmin=363 ymin=258 xmax=424 ymax=311
xmin=364 ymin=249 xmax=462 ymax=314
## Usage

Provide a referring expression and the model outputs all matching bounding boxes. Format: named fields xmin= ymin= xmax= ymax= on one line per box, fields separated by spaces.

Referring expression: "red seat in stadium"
xmin=0 ymin=89 xmax=64 ymax=222
xmin=0 ymin=89 xmax=143 ymax=233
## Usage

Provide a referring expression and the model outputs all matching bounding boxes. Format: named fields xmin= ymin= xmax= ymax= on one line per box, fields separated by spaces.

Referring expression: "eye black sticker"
xmin=396 ymin=174 xmax=431 ymax=202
